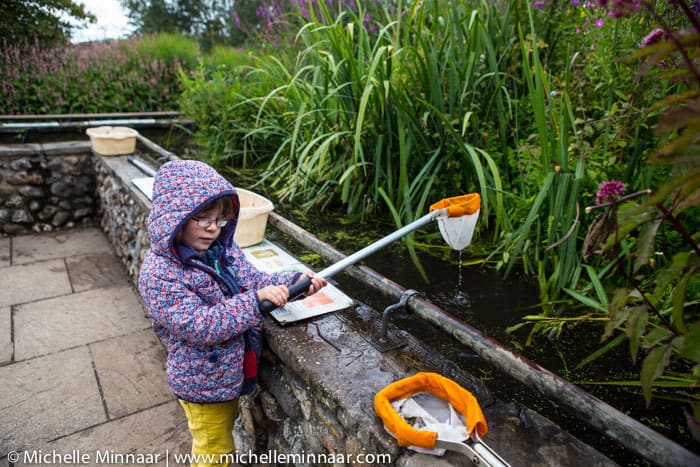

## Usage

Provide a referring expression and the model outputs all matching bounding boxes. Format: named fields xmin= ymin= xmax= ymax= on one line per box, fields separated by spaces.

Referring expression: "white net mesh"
xmin=391 ymin=392 xmax=469 ymax=456
xmin=437 ymin=210 xmax=480 ymax=250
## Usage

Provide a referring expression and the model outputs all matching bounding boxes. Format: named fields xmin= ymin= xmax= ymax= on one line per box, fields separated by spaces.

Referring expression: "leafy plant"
xmin=136 ymin=32 xmax=200 ymax=70
xmin=572 ymin=0 xmax=700 ymax=437
xmin=0 ymin=35 xmax=193 ymax=114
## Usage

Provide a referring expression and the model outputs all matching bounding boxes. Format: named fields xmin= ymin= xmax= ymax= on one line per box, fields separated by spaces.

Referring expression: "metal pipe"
xmin=317 ymin=209 xmax=444 ymax=279
xmin=127 ymin=156 xmax=157 ymax=177
xmin=0 ymin=118 xmax=192 ymax=133
xmin=135 ymin=134 xmax=179 ymax=162
xmin=267 ymin=211 xmax=699 ymax=467
xmin=0 ymin=111 xmax=182 ymax=121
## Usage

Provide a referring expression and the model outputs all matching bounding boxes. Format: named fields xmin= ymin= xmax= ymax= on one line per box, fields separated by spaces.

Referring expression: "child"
xmin=138 ymin=159 xmax=326 ymax=466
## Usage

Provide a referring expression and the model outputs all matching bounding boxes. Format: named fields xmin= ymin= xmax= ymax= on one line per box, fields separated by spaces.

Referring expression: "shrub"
xmin=0 ymin=36 xmax=191 ymax=114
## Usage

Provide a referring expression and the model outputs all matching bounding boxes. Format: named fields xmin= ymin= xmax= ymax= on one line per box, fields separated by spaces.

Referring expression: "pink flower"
xmin=596 ymin=180 xmax=625 ymax=204
xmin=641 ymin=28 xmax=668 ymax=48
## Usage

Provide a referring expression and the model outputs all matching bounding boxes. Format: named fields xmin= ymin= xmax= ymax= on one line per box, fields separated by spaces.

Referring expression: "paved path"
xmin=0 ymin=228 xmax=190 ymax=467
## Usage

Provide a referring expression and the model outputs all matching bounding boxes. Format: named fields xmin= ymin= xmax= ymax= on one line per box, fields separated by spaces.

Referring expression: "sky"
xmin=70 ymin=0 xmax=135 ymax=43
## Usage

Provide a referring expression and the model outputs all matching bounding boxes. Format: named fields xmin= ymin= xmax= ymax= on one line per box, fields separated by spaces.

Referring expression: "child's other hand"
xmin=299 ymin=271 xmax=327 ymax=296
xmin=258 ymin=285 xmax=290 ymax=307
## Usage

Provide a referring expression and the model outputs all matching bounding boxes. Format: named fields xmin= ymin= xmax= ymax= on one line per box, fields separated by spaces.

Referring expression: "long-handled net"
xmin=375 ymin=372 xmax=510 ymax=467
xmin=261 ymin=193 xmax=481 ymax=313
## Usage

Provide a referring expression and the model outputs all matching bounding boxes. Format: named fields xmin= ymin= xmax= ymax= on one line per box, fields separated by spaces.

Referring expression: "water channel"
xmin=267 ymin=204 xmax=700 ymax=466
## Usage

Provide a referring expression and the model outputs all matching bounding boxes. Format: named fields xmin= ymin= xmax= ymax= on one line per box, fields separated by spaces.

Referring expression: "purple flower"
xmin=641 ymin=28 xmax=668 ymax=48
xmin=570 ymin=0 xmax=580 ymax=5
xmin=532 ymin=1 xmax=546 ymax=7
xmin=596 ymin=180 xmax=625 ymax=204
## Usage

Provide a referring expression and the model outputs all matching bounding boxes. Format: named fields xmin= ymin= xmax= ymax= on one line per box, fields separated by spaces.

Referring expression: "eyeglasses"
xmin=191 ymin=216 xmax=229 ymax=228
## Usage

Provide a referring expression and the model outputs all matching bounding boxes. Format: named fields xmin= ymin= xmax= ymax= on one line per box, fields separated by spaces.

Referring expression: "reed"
xmin=492 ymin=4 xmax=584 ymax=308
xmin=208 ymin=0 xmax=515 ymax=239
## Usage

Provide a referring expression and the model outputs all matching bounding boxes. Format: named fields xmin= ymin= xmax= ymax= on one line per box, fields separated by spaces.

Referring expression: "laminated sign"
xmin=243 ymin=240 xmax=354 ymax=324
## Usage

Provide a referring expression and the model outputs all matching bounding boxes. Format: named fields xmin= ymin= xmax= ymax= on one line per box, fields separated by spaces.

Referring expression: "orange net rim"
xmin=374 ymin=372 xmax=488 ymax=450
xmin=429 ymin=193 xmax=480 ymax=217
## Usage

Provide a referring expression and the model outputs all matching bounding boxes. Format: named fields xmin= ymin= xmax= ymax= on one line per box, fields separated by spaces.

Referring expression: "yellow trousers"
xmin=179 ymin=398 xmax=239 ymax=467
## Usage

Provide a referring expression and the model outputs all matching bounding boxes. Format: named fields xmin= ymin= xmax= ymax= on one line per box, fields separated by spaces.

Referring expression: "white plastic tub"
xmin=234 ymin=188 xmax=274 ymax=247
xmin=86 ymin=126 xmax=138 ymax=156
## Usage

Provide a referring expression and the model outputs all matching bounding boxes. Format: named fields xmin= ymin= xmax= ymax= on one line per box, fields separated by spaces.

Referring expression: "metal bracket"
xmin=360 ymin=289 xmax=421 ymax=353
xmin=382 ymin=289 xmax=421 ymax=337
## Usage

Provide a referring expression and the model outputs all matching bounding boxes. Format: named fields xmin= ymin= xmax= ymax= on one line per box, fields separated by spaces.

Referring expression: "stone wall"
xmin=0 ymin=142 xmax=96 ymax=235
xmin=94 ymin=156 xmax=151 ymax=284
xmin=0 ymin=141 xmax=616 ymax=466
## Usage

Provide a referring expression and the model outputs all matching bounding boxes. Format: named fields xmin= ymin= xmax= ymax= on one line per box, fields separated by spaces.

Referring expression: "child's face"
xmin=180 ymin=207 xmax=226 ymax=254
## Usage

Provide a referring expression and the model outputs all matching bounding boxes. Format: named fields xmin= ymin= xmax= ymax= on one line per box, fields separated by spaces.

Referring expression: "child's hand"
xmin=257 ymin=285 xmax=290 ymax=307
xmin=299 ymin=271 xmax=327 ymax=296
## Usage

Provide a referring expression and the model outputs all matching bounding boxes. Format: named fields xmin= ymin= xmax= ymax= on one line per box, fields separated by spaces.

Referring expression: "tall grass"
xmin=184 ymin=0 xmax=514 ymax=237
xmin=492 ymin=5 xmax=585 ymax=306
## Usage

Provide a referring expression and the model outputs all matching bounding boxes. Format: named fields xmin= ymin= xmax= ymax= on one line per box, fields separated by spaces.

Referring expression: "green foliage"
xmin=181 ymin=0 xmax=511 ymax=234
xmin=178 ymin=51 xmax=280 ymax=166
xmin=0 ymin=36 xmax=191 ymax=114
xmin=0 ymin=0 xmax=95 ymax=47
xmin=136 ymin=33 xmax=201 ymax=70
xmin=490 ymin=5 xmax=585 ymax=307
xmin=202 ymin=45 xmax=254 ymax=71
xmin=565 ymin=0 xmax=700 ymax=436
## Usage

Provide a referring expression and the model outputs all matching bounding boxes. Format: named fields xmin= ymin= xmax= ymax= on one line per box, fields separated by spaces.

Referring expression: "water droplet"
xmin=457 ymin=250 xmax=463 ymax=288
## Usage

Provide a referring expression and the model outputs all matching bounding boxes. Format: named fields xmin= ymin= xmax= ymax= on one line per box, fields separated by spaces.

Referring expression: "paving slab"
xmin=39 ymin=401 xmax=191 ymax=467
xmin=0 ymin=259 xmax=71 ymax=308
xmin=12 ymin=229 xmax=111 ymax=265
xmin=91 ymin=329 xmax=172 ymax=419
xmin=0 ymin=237 xmax=9 ymax=267
xmin=0 ymin=346 xmax=106 ymax=456
xmin=0 ymin=307 xmax=10 ymax=364
xmin=13 ymin=286 xmax=150 ymax=361
xmin=66 ymin=251 xmax=131 ymax=293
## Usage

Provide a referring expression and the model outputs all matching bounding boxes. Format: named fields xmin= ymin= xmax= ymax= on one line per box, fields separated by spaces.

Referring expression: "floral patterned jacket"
xmin=138 ymin=159 xmax=297 ymax=403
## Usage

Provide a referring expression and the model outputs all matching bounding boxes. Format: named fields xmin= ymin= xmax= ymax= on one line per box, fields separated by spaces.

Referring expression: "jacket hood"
xmin=147 ymin=160 xmax=240 ymax=257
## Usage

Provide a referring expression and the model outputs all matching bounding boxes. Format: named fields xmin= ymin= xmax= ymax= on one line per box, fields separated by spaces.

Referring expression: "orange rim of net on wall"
xmin=374 ymin=372 xmax=488 ymax=450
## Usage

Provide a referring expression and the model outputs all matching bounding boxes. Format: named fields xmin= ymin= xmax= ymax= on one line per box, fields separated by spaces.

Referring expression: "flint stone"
xmin=28 ymin=200 xmax=41 ymax=212
xmin=73 ymin=207 xmax=93 ymax=219
xmin=10 ymin=158 xmax=33 ymax=170
xmin=2 ymin=223 xmax=24 ymax=234
xmin=12 ymin=209 xmax=32 ymax=223
xmin=6 ymin=194 xmax=24 ymax=208
xmin=38 ymin=205 xmax=58 ymax=221
xmin=51 ymin=211 xmax=70 ymax=226
xmin=19 ymin=185 xmax=44 ymax=198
